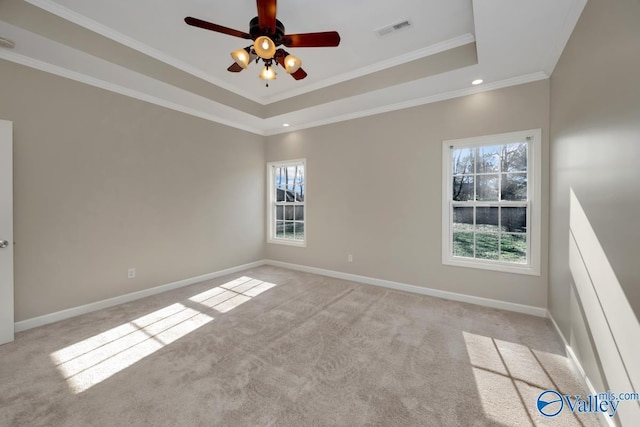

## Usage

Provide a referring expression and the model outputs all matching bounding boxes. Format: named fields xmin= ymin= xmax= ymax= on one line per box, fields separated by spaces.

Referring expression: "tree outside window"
xmin=268 ymin=159 xmax=306 ymax=246
xmin=443 ymin=130 xmax=541 ymax=276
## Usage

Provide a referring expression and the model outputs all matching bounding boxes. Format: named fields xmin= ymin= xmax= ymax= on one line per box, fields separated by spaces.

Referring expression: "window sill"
xmin=268 ymin=238 xmax=306 ymax=248
xmin=443 ymin=257 xmax=540 ymax=276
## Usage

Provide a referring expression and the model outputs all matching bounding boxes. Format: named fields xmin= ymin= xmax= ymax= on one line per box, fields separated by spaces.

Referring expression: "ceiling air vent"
xmin=375 ymin=19 xmax=412 ymax=37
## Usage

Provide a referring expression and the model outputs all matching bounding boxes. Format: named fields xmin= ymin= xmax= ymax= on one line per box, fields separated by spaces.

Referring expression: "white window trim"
xmin=267 ymin=158 xmax=307 ymax=247
xmin=441 ymin=129 xmax=541 ymax=276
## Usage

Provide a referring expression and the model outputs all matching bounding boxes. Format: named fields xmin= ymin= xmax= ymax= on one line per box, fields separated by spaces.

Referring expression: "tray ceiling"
xmin=0 ymin=0 xmax=586 ymax=135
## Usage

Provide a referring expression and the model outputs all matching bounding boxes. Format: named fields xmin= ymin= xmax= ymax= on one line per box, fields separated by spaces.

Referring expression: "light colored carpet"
xmin=0 ymin=266 xmax=602 ymax=426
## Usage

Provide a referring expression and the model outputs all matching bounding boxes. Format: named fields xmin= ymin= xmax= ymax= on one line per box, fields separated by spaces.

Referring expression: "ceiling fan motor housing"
xmin=249 ymin=16 xmax=285 ymax=44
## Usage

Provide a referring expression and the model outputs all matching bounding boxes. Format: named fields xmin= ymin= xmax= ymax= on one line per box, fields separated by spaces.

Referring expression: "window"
xmin=267 ymin=159 xmax=306 ymax=246
xmin=442 ymin=129 xmax=541 ymax=275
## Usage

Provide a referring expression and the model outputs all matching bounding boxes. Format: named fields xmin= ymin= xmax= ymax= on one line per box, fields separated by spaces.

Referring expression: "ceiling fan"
xmin=185 ymin=0 xmax=340 ymax=86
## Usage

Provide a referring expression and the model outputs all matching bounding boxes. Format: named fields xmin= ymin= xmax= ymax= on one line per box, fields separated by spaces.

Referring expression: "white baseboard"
xmin=14 ymin=258 xmax=547 ymax=333
xmin=14 ymin=260 xmax=265 ymax=333
xmin=547 ymin=311 xmax=616 ymax=427
xmin=264 ymin=259 xmax=547 ymax=317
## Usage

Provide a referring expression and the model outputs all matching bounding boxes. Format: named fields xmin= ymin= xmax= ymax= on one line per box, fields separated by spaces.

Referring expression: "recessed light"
xmin=282 ymin=123 xmax=290 ymax=127
xmin=472 ymin=79 xmax=483 ymax=85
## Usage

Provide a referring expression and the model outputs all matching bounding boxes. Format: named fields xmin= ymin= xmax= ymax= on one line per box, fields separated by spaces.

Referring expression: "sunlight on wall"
xmin=463 ymin=331 xmax=588 ymax=427
xmin=51 ymin=276 xmax=276 ymax=393
xmin=569 ymin=188 xmax=640 ymax=425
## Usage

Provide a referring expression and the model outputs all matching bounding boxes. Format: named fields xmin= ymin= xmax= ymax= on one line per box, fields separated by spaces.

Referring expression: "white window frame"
xmin=442 ymin=129 xmax=541 ymax=276
xmin=267 ymin=158 xmax=306 ymax=247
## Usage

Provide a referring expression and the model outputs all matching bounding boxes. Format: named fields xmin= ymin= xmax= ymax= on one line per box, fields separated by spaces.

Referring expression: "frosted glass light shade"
xmin=254 ymin=36 xmax=276 ymax=59
xmin=284 ymin=55 xmax=302 ymax=73
xmin=259 ymin=66 xmax=277 ymax=80
xmin=230 ymin=48 xmax=250 ymax=68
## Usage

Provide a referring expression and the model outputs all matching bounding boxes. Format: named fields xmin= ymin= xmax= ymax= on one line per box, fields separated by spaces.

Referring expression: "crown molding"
xmin=24 ymin=0 xmax=477 ymax=106
xmin=262 ymin=33 xmax=476 ymax=104
xmin=2 ymin=36 xmax=547 ymax=137
xmin=24 ymin=0 xmax=264 ymax=103
xmin=265 ymin=71 xmax=549 ymax=135
xmin=0 ymin=49 xmax=264 ymax=135
xmin=545 ymin=0 xmax=587 ymax=75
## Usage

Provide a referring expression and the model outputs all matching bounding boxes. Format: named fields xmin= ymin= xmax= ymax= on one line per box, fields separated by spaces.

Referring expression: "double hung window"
xmin=442 ymin=130 xmax=541 ymax=275
xmin=267 ymin=159 xmax=306 ymax=246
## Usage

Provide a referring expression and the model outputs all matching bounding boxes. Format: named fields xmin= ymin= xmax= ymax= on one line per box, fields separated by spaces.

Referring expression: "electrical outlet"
xmin=347 ymin=254 xmax=353 ymax=263
xmin=127 ymin=268 xmax=136 ymax=279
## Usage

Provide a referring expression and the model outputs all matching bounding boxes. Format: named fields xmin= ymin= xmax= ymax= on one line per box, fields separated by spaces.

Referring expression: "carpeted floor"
xmin=0 ymin=266 xmax=602 ymax=426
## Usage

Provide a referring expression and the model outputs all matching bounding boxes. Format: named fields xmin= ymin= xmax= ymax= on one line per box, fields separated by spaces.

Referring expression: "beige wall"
xmin=0 ymin=60 xmax=265 ymax=321
xmin=549 ymin=0 xmax=640 ymax=413
xmin=549 ymin=0 xmax=640 ymax=331
xmin=266 ymin=80 xmax=550 ymax=308
xmin=1 ymin=57 xmax=551 ymax=323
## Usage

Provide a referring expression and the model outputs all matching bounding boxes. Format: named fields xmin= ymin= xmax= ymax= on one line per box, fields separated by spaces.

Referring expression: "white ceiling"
xmin=0 ymin=0 xmax=586 ymax=135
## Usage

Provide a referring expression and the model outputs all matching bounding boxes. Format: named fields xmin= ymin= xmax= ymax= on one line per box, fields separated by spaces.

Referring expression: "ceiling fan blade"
xmin=282 ymin=31 xmax=340 ymax=48
xmin=184 ymin=17 xmax=252 ymax=40
xmin=227 ymin=63 xmax=245 ymax=72
xmin=256 ymin=0 xmax=277 ymax=33
xmin=290 ymin=67 xmax=307 ymax=80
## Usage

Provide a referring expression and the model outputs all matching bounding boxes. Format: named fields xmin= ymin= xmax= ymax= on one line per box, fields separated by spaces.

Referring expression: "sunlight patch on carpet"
xmin=189 ymin=276 xmax=276 ymax=313
xmin=51 ymin=303 xmax=212 ymax=393
xmin=463 ymin=332 xmax=532 ymax=426
xmin=463 ymin=331 xmax=589 ymax=426
xmin=50 ymin=276 xmax=276 ymax=393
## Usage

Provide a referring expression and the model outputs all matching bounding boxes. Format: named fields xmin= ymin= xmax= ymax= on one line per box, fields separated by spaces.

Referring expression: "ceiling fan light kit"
xmin=259 ymin=65 xmax=277 ymax=81
xmin=230 ymin=47 xmax=251 ymax=69
xmin=185 ymin=0 xmax=340 ymax=86
xmin=254 ymin=36 xmax=276 ymax=59
xmin=284 ymin=54 xmax=302 ymax=73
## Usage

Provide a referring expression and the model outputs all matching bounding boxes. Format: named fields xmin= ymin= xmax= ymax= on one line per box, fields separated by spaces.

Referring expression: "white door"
xmin=0 ymin=120 xmax=13 ymax=345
